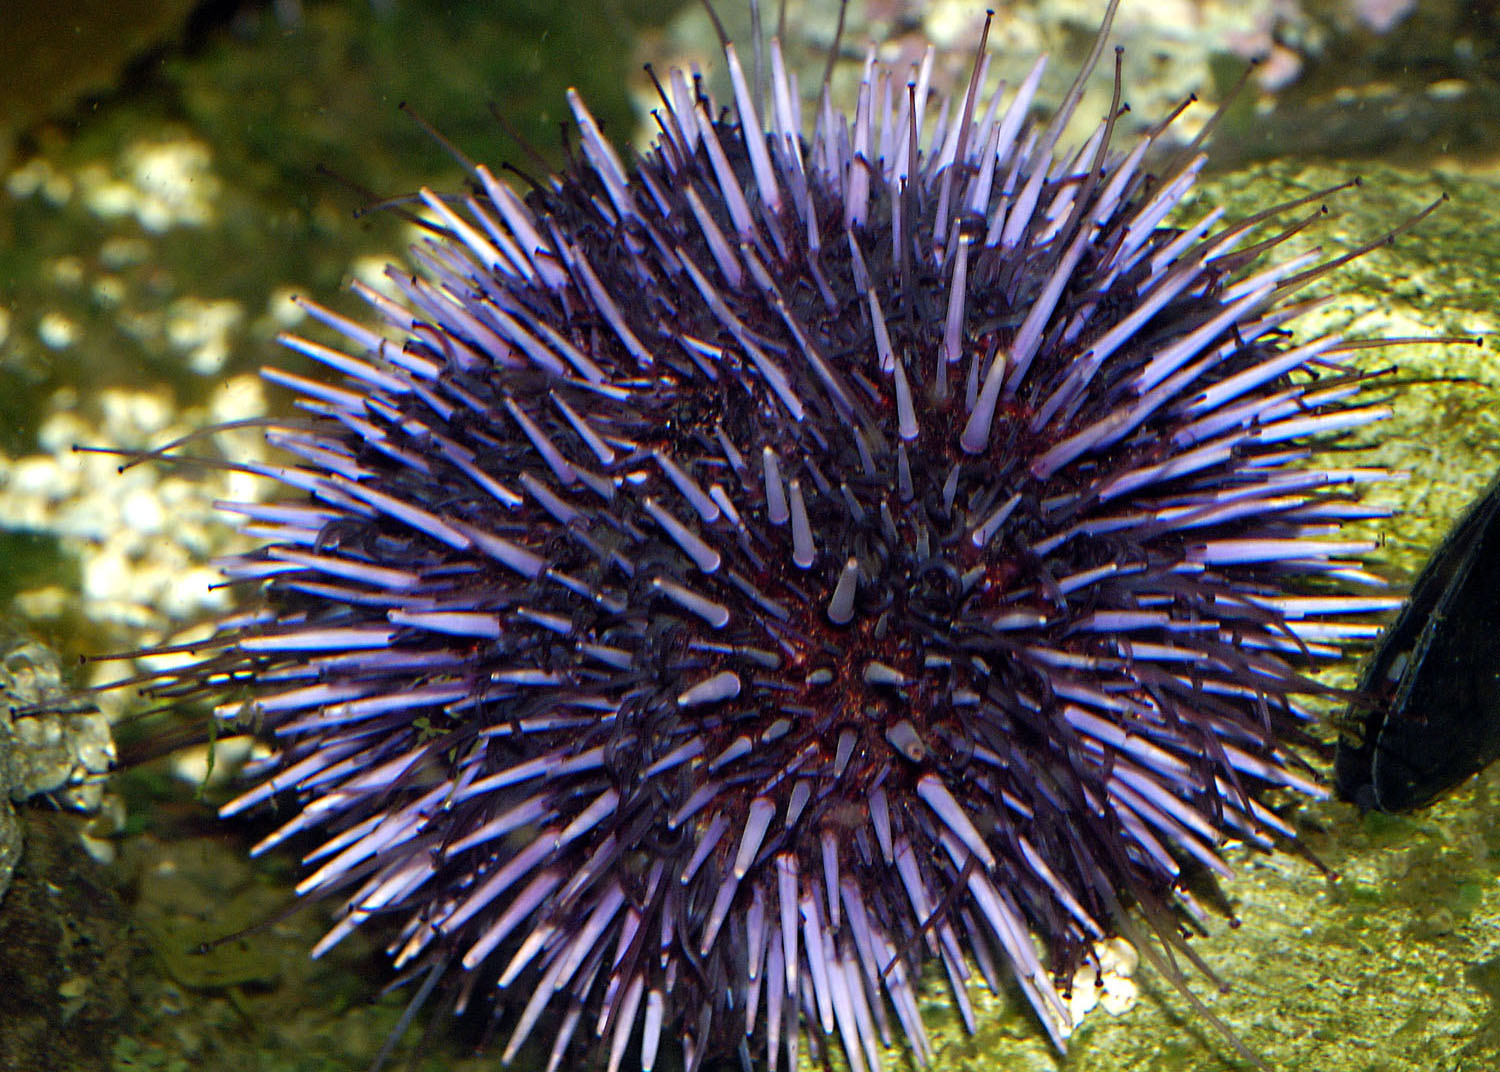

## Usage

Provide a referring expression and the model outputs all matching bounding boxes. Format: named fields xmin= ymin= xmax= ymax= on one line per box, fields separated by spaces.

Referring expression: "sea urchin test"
xmin=136 ymin=2 xmax=1407 ymax=1069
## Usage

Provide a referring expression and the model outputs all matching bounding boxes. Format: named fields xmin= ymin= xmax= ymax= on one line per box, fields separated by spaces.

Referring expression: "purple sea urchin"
xmin=137 ymin=3 xmax=1408 ymax=1069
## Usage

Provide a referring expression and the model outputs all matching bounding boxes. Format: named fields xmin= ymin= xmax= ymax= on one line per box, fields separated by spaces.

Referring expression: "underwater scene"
xmin=2 ymin=1 xmax=1500 ymax=1071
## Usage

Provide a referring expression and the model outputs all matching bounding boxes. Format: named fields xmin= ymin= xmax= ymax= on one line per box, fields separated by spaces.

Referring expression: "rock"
xmin=0 ymin=627 xmax=117 ymax=903
xmin=0 ymin=810 xmax=135 ymax=1072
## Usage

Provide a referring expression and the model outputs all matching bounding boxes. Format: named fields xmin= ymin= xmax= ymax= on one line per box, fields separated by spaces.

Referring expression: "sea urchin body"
xmin=150 ymin=6 xmax=1402 ymax=1071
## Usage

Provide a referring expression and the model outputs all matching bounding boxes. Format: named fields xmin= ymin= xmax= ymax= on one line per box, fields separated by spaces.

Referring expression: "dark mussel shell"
xmin=1337 ymin=473 xmax=1500 ymax=811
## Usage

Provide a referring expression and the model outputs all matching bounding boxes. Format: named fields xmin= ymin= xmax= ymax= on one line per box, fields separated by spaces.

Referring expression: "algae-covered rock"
xmin=0 ymin=627 xmax=117 ymax=904
xmin=0 ymin=811 xmax=135 ymax=1072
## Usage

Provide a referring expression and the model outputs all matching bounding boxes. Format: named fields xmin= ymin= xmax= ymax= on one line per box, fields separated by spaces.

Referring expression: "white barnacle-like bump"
xmin=1066 ymin=937 xmax=1141 ymax=1025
